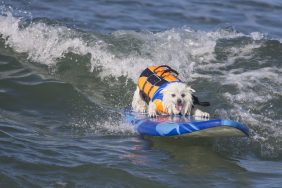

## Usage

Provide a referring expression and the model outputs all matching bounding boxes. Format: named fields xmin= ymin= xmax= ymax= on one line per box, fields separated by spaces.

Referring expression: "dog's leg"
xmin=182 ymin=103 xmax=192 ymax=116
xmin=192 ymin=108 xmax=210 ymax=118
xmin=132 ymin=87 xmax=147 ymax=113
xmin=148 ymin=101 xmax=157 ymax=117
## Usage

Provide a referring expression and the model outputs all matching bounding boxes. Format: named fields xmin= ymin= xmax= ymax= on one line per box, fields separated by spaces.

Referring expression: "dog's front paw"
xmin=201 ymin=112 xmax=210 ymax=118
xmin=135 ymin=105 xmax=147 ymax=113
xmin=148 ymin=101 xmax=157 ymax=118
xmin=148 ymin=106 xmax=158 ymax=117
xmin=148 ymin=111 xmax=157 ymax=118
xmin=193 ymin=109 xmax=210 ymax=118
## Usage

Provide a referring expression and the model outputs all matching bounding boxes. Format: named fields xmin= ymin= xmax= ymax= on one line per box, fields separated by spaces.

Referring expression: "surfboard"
xmin=125 ymin=110 xmax=249 ymax=137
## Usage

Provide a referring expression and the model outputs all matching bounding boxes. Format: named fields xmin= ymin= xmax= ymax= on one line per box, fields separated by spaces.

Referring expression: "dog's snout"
xmin=177 ymin=98 xmax=182 ymax=104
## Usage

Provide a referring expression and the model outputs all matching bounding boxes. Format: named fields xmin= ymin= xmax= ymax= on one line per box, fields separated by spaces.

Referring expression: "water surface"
xmin=0 ymin=0 xmax=281 ymax=187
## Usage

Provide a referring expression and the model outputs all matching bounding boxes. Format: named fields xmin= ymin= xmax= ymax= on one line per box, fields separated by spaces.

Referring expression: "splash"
xmin=70 ymin=116 xmax=136 ymax=136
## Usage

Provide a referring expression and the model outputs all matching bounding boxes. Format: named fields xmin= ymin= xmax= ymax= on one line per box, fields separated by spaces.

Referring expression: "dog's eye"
xmin=181 ymin=94 xmax=186 ymax=98
xmin=171 ymin=94 xmax=176 ymax=97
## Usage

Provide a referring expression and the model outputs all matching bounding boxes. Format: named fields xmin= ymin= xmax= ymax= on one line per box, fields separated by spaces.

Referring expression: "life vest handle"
xmin=153 ymin=65 xmax=179 ymax=76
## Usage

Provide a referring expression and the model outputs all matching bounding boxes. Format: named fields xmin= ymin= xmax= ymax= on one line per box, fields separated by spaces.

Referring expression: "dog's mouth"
xmin=175 ymin=104 xmax=183 ymax=112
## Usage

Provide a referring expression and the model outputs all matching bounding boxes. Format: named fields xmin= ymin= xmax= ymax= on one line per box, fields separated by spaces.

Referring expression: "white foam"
xmin=1 ymin=13 xmax=93 ymax=65
xmin=223 ymin=67 xmax=280 ymax=89
xmin=218 ymin=66 xmax=282 ymax=158
xmin=250 ymin=32 xmax=265 ymax=40
xmin=70 ymin=116 xmax=136 ymax=136
xmin=95 ymin=120 xmax=136 ymax=136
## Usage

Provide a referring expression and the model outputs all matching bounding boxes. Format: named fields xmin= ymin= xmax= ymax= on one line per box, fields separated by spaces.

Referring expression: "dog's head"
xmin=161 ymin=82 xmax=194 ymax=115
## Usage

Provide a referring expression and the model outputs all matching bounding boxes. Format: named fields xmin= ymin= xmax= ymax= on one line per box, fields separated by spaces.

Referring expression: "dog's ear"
xmin=186 ymin=85 xmax=196 ymax=93
xmin=190 ymin=88 xmax=196 ymax=93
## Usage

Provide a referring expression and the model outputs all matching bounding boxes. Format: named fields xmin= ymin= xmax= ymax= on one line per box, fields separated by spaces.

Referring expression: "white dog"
xmin=132 ymin=65 xmax=210 ymax=118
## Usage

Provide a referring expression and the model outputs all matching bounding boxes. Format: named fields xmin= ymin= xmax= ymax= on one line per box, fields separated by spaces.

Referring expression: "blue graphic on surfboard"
xmin=125 ymin=110 xmax=249 ymax=137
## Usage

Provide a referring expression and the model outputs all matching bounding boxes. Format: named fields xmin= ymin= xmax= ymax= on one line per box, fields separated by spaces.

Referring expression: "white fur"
xmin=132 ymin=82 xmax=210 ymax=118
xmin=132 ymin=87 xmax=147 ymax=113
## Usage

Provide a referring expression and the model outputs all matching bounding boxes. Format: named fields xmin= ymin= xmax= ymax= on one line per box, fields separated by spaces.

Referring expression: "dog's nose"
xmin=177 ymin=99 xmax=182 ymax=104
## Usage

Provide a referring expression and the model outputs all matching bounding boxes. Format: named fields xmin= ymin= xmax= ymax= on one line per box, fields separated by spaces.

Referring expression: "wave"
xmin=0 ymin=9 xmax=268 ymax=80
xmin=0 ymin=10 xmax=281 ymax=159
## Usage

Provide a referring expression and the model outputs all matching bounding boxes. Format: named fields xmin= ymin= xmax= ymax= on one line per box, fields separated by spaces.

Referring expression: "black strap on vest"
xmin=140 ymin=92 xmax=150 ymax=104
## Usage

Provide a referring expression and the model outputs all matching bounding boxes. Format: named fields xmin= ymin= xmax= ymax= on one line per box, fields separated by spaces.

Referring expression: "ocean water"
xmin=0 ymin=0 xmax=281 ymax=187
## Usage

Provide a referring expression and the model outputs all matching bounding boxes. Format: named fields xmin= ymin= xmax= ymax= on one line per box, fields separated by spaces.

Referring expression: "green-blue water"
xmin=0 ymin=0 xmax=281 ymax=187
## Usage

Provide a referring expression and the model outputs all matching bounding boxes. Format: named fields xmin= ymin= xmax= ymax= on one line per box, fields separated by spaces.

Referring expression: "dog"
xmin=132 ymin=65 xmax=210 ymax=118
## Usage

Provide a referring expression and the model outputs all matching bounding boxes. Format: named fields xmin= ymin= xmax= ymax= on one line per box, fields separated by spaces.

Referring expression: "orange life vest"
xmin=137 ymin=65 xmax=181 ymax=113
